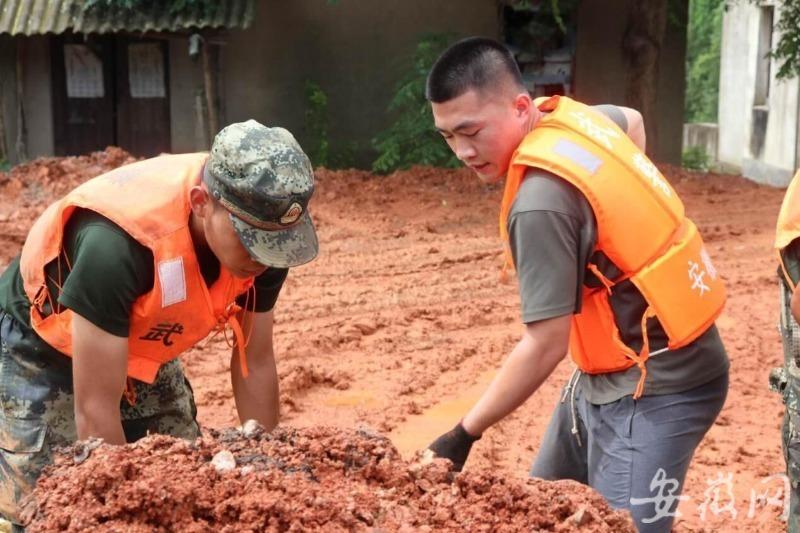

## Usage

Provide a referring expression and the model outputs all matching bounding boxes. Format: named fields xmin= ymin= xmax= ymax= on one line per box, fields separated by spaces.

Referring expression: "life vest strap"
xmin=203 ymin=285 xmax=257 ymax=380
xmin=631 ymin=306 xmax=657 ymax=400
xmin=227 ymin=312 xmax=249 ymax=378
xmin=587 ymin=263 xmax=614 ymax=294
xmin=778 ymin=249 xmax=797 ymax=292
xmin=123 ymin=377 xmax=137 ymax=406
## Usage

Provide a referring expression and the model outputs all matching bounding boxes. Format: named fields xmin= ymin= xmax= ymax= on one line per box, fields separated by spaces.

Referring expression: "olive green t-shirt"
xmin=508 ymin=107 xmax=729 ymax=404
xmin=0 ymin=209 xmax=287 ymax=356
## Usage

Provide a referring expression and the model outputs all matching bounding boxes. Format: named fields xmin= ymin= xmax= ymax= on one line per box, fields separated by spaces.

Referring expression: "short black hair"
xmin=426 ymin=37 xmax=525 ymax=103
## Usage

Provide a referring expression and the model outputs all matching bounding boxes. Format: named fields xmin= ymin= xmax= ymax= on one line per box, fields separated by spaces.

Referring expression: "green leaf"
xmin=371 ymin=33 xmax=461 ymax=173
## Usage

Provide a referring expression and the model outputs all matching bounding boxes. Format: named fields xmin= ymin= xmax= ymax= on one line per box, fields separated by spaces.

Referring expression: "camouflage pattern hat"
xmin=204 ymin=120 xmax=318 ymax=268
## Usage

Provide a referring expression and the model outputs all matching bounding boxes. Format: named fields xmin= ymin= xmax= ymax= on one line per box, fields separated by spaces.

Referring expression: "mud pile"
xmin=0 ymin=147 xmax=137 ymax=204
xmin=26 ymin=426 xmax=633 ymax=532
xmin=0 ymin=147 xmax=138 ymax=265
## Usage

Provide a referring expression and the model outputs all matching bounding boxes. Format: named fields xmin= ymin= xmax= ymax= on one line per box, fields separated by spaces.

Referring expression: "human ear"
xmin=513 ymin=92 xmax=532 ymax=118
xmin=189 ymin=186 xmax=211 ymax=218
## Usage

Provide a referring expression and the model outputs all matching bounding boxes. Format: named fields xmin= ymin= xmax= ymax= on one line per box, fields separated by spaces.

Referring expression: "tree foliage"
xmin=371 ymin=34 xmax=460 ymax=174
xmin=303 ymin=81 xmax=330 ymax=168
xmin=685 ymin=0 xmax=799 ymax=122
xmin=738 ymin=0 xmax=800 ymax=80
xmin=684 ymin=0 xmax=724 ymax=123
xmin=501 ymin=0 xmax=580 ymax=63
xmin=772 ymin=1 xmax=800 ymax=80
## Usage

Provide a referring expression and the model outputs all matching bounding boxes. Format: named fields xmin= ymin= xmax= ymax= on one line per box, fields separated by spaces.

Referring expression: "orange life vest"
xmin=19 ymin=153 xmax=255 ymax=384
xmin=776 ymin=170 xmax=800 ymax=290
xmin=500 ymin=96 xmax=726 ymax=398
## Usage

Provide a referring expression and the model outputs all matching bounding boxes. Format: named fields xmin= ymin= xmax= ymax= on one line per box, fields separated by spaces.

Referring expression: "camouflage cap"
xmin=204 ymin=120 xmax=318 ymax=268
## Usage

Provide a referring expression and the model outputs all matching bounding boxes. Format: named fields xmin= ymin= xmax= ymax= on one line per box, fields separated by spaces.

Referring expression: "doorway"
xmin=51 ymin=33 xmax=171 ymax=158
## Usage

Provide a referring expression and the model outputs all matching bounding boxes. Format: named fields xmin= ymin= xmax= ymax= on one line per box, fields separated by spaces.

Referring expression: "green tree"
xmin=303 ymin=82 xmax=330 ymax=168
xmin=684 ymin=0 xmax=800 ymax=122
xmin=771 ymin=1 xmax=800 ymax=80
xmin=684 ymin=0 xmax=724 ymax=123
xmin=737 ymin=0 xmax=800 ymax=80
xmin=371 ymin=34 xmax=460 ymax=173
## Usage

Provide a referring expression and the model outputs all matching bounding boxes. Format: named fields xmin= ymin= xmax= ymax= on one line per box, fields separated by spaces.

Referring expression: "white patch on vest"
xmin=553 ymin=139 xmax=603 ymax=174
xmin=632 ymin=153 xmax=672 ymax=198
xmin=688 ymin=259 xmax=712 ymax=296
xmin=158 ymin=257 xmax=187 ymax=307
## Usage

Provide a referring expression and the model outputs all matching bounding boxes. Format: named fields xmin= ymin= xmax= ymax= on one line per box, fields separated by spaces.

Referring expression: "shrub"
xmin=304 ymin=81 xmax=330 ymax=168
xmin=682 ymin=146 xmax=711 ymax=172
xmin=371 ymin=34 xmax=460 ymax=173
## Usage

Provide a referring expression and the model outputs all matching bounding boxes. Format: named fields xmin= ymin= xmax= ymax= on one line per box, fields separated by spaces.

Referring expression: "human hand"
xmin=426 ymin=422 xmax=481 ymax=472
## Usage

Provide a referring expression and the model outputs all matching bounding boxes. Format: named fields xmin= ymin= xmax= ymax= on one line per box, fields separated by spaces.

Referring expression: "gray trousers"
xmin=531 ymin=371 xmax=728 ymax=533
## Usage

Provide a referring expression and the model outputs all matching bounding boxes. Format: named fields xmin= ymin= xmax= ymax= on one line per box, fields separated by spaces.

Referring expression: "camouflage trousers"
xmin=776 ymin=371 xmax=800 ymax=533
xmin=772 ymin=282 xmax=800 ymax=532
xmin=0 ymin=311 xmax=200 ymax=527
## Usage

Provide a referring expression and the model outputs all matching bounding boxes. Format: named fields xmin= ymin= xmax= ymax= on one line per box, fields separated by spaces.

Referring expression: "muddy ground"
xmin=0 ymin=150 xmax=789 ymax=531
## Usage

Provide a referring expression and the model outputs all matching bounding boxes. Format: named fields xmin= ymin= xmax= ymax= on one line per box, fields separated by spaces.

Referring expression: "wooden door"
xmin=51 ymin=34 xmax=115 ymax=156
xmin=115 ymin=37 xmax=171 ymax=157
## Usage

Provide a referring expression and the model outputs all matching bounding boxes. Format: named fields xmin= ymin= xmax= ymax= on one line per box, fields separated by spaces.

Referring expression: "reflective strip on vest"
xmin=552 ymin=139 xmax=603 ymax=175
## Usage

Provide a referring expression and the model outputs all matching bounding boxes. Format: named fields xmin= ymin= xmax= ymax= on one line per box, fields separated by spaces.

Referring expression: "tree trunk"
xmin=623 ymin=0 xmax=669 ymax=159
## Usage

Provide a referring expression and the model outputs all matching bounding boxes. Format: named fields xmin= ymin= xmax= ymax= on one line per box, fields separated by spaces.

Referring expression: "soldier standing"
xmin=423 ymin=37 xmax=730 ymax=533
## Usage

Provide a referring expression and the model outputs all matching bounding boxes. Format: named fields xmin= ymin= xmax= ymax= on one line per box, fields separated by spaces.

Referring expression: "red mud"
xmin=0 ymin=148 xmax=138 ymax=258
xmin=26 ymin=426 xmax=633 ymax=532
xmin=0 ymin=150 xmax=790 ymax=531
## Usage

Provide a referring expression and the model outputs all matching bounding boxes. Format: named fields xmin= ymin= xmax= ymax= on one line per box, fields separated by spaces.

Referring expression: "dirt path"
xmin=0 ymin=155 xmax=789 ymax=531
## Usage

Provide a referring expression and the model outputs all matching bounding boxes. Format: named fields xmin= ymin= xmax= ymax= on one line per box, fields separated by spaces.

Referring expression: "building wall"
xmin=0 ymin=36 xmax=54 ymax=165
xmin=0 ymin=35 xmax=15 ymax=163
xmin=683 ymin=122 xmax=718 ymax=164
xmin=719 ymin=1 xmax=799 ymax=186
xmin=2 ymin=2 xmax=499 ymax=166
xmin=574 ymin=0 xmax=688 ymax=165
xmin=718 ymin=3 xmax=756 ymax=171
xmin=168 ymin=38 xmax=209 ymax=154
xmin=3 ymin=1 xmax=691 ymax=169
xmin=23 ymin=36 xmax=54 ymax=159
xmin=220 ymin=0 xmax=500 ymax=166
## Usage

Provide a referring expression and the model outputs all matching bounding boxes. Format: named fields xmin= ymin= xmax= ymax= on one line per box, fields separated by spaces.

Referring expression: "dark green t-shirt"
xmin=507 ymin=107 xmax=729 ymax=404
xmin=0 ymin=209 xmax=287 ymax=354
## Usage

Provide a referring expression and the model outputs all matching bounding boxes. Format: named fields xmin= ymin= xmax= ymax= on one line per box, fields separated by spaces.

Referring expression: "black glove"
xmin=427 ymin=422 xmax=481 ymax=472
